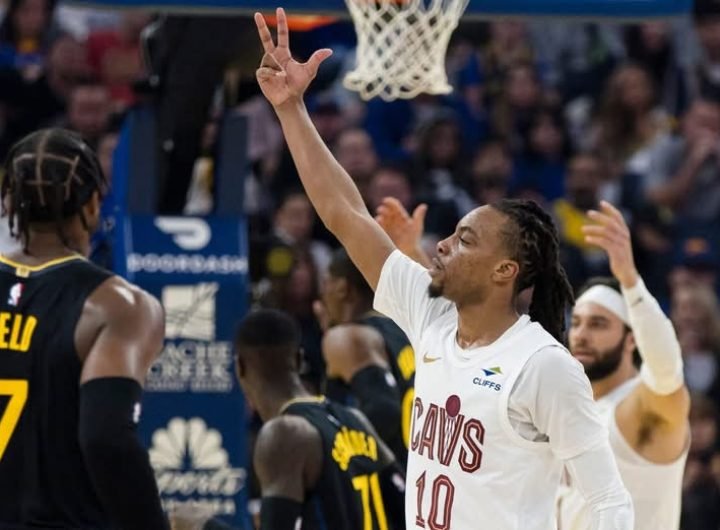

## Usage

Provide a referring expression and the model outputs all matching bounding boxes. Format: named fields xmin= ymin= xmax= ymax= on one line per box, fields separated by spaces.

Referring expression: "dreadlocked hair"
xmin=1 ymin=128 xmax=107 ymax=250
xmin=491 ymin=199 xmax=574 ymax=343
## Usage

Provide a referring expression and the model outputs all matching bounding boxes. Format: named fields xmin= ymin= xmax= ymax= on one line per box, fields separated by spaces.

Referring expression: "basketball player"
xmin=235 ymin=308 xmax=405 ymax=529
xmin=253 ymin=9 xmax=633 ymax=529
xmin=558 ymin=200 xmax=690 ymax=530
xmin=320 ymin=247 xmax=415 ymax=467
xmin=0 ymin=129 xmax=168 ymax=528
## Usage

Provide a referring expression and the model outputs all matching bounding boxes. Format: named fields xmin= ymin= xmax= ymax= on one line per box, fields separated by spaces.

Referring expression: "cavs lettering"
xmin=331 ymin=426 xmax=379 ymax=471
xmin=0 ymin=312 xmax=37 ymax=352
xmin=410 ymin=395 xmax=484 ymax=473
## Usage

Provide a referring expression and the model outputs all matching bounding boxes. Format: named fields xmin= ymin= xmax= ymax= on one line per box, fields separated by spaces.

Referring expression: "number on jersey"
xmin=415 ymin=472 xmax=455 ymax=529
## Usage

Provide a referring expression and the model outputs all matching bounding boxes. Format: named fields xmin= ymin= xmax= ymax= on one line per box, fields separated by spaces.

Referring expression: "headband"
xmin=575 ymin=285 xmax=629 ymax=326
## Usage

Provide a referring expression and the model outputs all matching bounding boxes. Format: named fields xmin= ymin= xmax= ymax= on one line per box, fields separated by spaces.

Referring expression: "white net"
xmin=343 ymin=0 xmax=469 ymax=101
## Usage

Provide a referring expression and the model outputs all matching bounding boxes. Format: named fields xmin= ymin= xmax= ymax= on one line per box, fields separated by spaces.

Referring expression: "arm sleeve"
xmin=622 ymin=277 xmax=684 ymax=395
xmin=78 ymin=377 xmax=169 ymax=530
xmin=350 ymin=365 xmax=402 ymax=449
xmin=563 ymin=446 xmax=634 ymax=530
xmin=373 ymin=250 xmax=451 ymax=344
xmin=259 ymin=497 xmax=303 ymax=530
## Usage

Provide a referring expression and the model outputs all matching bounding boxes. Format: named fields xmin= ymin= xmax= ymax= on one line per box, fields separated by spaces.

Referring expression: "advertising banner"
xmin=116 ymin=214 xmax=251 ymax=528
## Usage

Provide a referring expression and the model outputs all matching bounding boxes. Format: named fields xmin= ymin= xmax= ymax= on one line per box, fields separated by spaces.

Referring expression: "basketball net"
xmin=343 ymin=0 xmax=469 ymax=101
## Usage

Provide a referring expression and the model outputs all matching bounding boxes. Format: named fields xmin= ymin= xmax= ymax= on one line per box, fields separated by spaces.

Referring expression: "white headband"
xmin=575 ymin=285 xmax=630 ymax=326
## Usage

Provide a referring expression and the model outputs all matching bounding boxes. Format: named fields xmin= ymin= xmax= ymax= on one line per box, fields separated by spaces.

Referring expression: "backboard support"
xmin=70 ymin=0 xmax=690 ymax=19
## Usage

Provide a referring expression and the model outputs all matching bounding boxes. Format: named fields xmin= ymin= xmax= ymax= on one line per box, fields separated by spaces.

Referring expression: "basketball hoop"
xmin=343 ymin=0 xmax=469 ymax=101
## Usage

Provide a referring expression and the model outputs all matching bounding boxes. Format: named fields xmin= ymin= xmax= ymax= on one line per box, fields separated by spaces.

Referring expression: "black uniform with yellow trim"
xmin=282 ymin=397 xmax=401 ymax=530
xmin=0 ymin=254 xmax=114 ymax=528
xmin=324 ymin=312 xmax=415 ymax=469
xmin=358 ymin=313 xmax=415 ymax=449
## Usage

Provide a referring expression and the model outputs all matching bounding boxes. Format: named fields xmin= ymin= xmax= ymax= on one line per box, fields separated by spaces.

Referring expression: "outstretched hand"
xmin=254 ymin=8 xmax=333 ymax=108
xmin=375 ymin=197 xmax=431 ymax=268
xmin=582 ymin=200 xmax=639 ymax=289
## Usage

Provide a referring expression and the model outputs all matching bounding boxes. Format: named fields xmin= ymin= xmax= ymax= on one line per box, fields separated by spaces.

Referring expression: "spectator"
xmin=271 ymin=188 xmax=332 ymax=279
xmin=0 ymin=0 xmax=56 ymax=77
xmin=480 ymin=21 xmax=535 ymax=105
xmin=671 ymin=285 xmax=720 ymax=403
xmin=511 ymin=107 xmax=570 ymax=201
xmin=681 ymin=395 xmax=720 ymax=530
xmin=491 ymin=61 xmax=543 ymax=150
xmin=367 ymin=163 xmax=458 ymax=243
xmin=63 ymin=82 xmax=112 ymax=148
xmin=668 ymin=235 xmax=720 ymax=296
xmin=690 ymin=0 xmax=720 ymax=103
xmin=86 ymin=10 xmax=149 ymax=109
xmin=470 ymin=139 xmax=512 ymax=206
xmin=589 ymin=63 xmax=671 ymax=176
xmin=624 ymin=22 xmax=688 ymax=116
xmin=333 ymin=127 xmax=378 ymax=201
xmin=0 ymin=34 xmax=88 ymax=156
xmin=412 ymin=112 xmax=475 ymax=218
xmin=552 ymin=152 xmax=611 ymax=288
xmin=643 ymin=99 xmax=720 ymax=225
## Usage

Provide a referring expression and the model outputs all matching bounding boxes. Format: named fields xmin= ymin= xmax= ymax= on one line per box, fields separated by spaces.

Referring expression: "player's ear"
xmin=492 ymin=259 xmax=519 ymax=284
xmin=624 ymin=329 xmax=637 ymax=356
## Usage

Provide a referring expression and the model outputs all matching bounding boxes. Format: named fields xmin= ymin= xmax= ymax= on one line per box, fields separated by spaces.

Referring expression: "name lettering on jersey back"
xmin=331 ymin=426 xmax=378 ymax=471
xmin=410 ymin=396 xmax=484 ymax=474
xmin=397 ymin=345 xmax=415 ymax=380
xmin=0 ymin=312 xmax=37 ymax=352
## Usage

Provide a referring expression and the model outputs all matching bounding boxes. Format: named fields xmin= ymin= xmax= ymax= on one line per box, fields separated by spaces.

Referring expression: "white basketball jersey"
xmin=406 ymin=312 xmax=564 ymax=530
xmin=558 ymin=377 xmax=687 ymax=530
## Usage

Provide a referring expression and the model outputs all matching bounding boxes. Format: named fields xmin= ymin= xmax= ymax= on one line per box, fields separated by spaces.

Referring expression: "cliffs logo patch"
xmin=473 ymin=366 xmax=503 ymax=392
xmin=481 ymin=366 xmax=502 ymax=377
xmin=149 ymin=417 xmax=246 ymax=516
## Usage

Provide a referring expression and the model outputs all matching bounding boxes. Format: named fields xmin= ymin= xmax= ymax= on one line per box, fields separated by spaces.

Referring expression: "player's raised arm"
xmin=254 ymin=8 xmax=394 ymax=289
xmin=582 ymin=201 xmax=689 ymax=452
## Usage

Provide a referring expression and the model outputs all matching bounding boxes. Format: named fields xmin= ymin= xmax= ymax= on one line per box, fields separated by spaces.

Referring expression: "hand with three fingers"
xmin=253 ymin=8 xmax=333 ymax=108
xmin=581 ymin=200 xmax=639 ymax=289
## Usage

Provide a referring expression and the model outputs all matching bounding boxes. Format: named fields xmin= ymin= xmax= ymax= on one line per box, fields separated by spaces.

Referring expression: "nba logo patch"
xmin=8 ymin=283 xmax=24 ymax=306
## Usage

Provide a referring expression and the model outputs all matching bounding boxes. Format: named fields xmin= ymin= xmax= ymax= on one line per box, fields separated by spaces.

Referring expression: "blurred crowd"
xmin=0 ymin=0 xmax=720 ymax=527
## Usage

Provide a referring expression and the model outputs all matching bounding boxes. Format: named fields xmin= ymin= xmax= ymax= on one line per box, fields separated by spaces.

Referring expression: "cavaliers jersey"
xmin=283 ymin=397 xmax=399 ymax=530
xmin=558 ymin=377 xmax=688 ymax=530
xmin=0 ymin=254 xmax=113 ymax=528
xmin=374 ymin=251 xmax=609 ymax=530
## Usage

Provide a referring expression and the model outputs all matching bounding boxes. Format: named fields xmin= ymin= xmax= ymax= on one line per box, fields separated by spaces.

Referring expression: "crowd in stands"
xmin=0 ymin=1 xmax=719 ymax=527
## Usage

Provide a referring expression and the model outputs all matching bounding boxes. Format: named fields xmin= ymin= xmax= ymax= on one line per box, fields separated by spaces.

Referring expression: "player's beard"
xmin=428 ymin=281 xmax=443 ymax=298
xmin=580 ymin=333 xmax=628 ymax=381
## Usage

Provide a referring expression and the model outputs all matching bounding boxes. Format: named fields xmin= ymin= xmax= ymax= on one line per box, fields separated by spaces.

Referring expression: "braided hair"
xmin=492 ymin=199 xmax=574 ymax=343
xmin=1 ymin=128 xmax=107 ymax=250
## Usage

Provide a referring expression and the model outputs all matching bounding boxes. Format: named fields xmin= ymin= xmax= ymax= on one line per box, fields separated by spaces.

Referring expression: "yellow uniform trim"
xmin=279 ymin=395 xmax=326 ymax=415
xmin=0 ymin=254 xmax=84 ymax=277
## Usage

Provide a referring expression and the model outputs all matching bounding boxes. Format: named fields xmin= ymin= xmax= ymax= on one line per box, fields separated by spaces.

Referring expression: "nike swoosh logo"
xmin=422 ymin=353 xmax=441 ymax=363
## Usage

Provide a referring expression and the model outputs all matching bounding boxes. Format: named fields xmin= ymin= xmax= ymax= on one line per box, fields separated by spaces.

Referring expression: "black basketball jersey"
xmin=0 ymin=255 xmax=114 ymax=528
xmin=283 ymin=398 xmax=396 ymax=530
xmin=358 ymin=313 xmax=415 ymax=445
